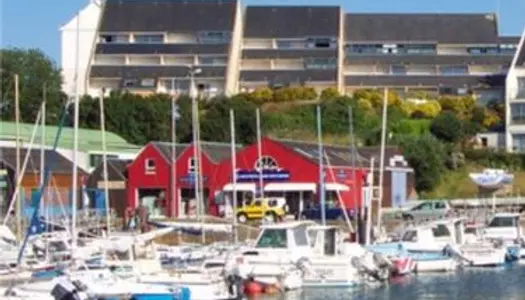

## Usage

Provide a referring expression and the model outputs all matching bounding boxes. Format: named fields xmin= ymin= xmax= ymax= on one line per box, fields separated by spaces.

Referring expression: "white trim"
xmin=325 ymin=183 xmax=350 ymax=191
xmin=264 ymin=183 xmax=316 ymax=192
xmin=223 ymin=183 xmax=255 ymax=192
xmin=145 ymin=158 xmax=156 ymax=173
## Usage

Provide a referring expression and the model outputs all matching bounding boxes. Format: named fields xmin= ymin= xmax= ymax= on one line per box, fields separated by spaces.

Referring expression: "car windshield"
xmin=489 ymin=216 xmax=517 ymax=228
xmin=256 ymin=229 xmax=288 ymax=248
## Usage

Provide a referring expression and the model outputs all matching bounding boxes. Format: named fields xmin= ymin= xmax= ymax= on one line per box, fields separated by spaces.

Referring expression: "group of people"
xmin=123 ymin=204 xmax=151 ymax=233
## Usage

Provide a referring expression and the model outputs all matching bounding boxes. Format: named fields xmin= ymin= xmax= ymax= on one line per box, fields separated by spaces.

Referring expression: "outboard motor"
xmin=51 ymin=278 xmax=83 ymax=300
xmin=351 ymin=256 xmax=389 ymax=282
xmin=225 ymin=274 xmax=245 ymax=300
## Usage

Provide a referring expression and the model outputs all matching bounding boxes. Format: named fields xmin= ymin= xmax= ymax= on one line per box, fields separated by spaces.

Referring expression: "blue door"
xmin=391 ymin=171 xmax=407 ymax=208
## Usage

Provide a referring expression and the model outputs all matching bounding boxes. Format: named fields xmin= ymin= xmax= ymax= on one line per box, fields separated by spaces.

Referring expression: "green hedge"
xmin=463 ymin=149 xmax=525 ymax=171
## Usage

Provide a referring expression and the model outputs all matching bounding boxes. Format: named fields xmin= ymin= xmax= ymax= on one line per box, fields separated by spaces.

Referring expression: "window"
xmin=346 ymin=44 xmax=383 ymax=54
xmin=254 ymin=156 xmax=278 ymax=171
xmin=511 ymin=103 xmax=525 ymax=124
xmin=99 ymin=34 xmax=128 ymax=44
xmin=276 ymin=40 xmax=293 ymax=49
xmin=304 ymin=58 xmax=337 ymax=69
xmin=481 ymin=137 xmax=488 ymax=147
xmin=188 ymin=157 xmax=196 ymax=173
xmin=292 ymin=225 xmax=309 ymax=246
xmin=197 ymin=31 xmax=231 ymax=44
xmin=198 ymin=56 xmax=227 ymax=66
xmin=306 ymin=37 xmax=336 ymax=49
xmin=439 ymin=65 xmax=468 ymax=75
xmin=308 ymin=230 xmax=318 ymax=247
xmin=401 ymin=230 xmax=417 ymax=242
xmin=432 ymin=224 xmax=451 ymax=237
xmin=122 ymin=79 xmax=156 ymax=89
xmin=434 ymin=201 xmax=446 ymax=209
xmin=512 ymin=134 xmax=525 ymax=152
xmin=499 ymin=44 xmax=517 ymax=54
xmin=145 ymin=159 xmax=156 ymax=173
xmin=391 ymin=65 xmax=406 ymax=75
xmin=134 ymin=34 xmax=164 ymax=44
xmin=255 ymin=229 xmax=288 ymax=248
xmin=517 ymin=77 xmax=525 ymax=99
xmin=89 ymin=154 xmax=118 ymax=168
xmin=489 ymin=216 xmax=517 ymax=228
xmin=398 ymin=44 xmax=436 ymax=54
xmin=467 ymin=47 xmax=499 ymax=54
xmin=412 ymin=202 xmax=433 ymax=211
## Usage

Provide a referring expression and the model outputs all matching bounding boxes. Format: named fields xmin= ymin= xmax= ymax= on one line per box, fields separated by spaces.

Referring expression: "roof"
xmin=345 ymin=13 xmax=499 ymax=44
xmin=0 ymin=147 xmax=87 ymax=175
xmin=243 ymin=6 xmax=341 ymax=38
xmin=0 ymin=121 xmax=140 ymax=154
xmin=90 ymin=158 xmax=132 ymax=181
xmin=151 ymin=141 xmax=238 ymax=164
xmin=499 ymin=36 xmax=521 ymax=44
xmin=99 ymin=0 xmax=238 ymax=32
xmin=275 ymin=138 xmax=406 ymax=169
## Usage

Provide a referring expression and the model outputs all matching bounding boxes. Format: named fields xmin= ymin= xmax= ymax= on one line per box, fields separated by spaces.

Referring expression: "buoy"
xmin=264 ymin=284 xmax=280 ymax=294
xmin=244 ymin=281 xmax=263 ymax=295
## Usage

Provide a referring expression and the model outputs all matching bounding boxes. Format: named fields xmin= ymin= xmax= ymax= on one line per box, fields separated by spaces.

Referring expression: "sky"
xmin=1 ymin=0 xmax=524 ymax=66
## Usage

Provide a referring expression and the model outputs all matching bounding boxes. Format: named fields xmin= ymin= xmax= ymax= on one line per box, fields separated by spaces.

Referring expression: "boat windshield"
xmin=256 ymin=229 xmax=288 ymax=248
xmin=401 ymin=230 xmax=418 ymax=242
xmin=489 ymin=217 xmax=517 ymax=228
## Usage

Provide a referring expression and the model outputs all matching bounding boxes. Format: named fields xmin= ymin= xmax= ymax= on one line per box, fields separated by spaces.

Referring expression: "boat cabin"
xmin=401 ymin=219 xmax=465 ymax=249
xmin=307 ymin=225 xmax=342 ymax=256
xmin=253 ymin=221 xmax=316 ymax=256
xmin=485 ymin=213 xmax=521 ymax=242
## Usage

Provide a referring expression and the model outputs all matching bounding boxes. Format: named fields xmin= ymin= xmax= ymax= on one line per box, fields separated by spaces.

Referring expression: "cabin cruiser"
xmin=482 ymin=213 xmax=524 ymax=261
xmin=230 ymin=221 xmax=390 ymax=289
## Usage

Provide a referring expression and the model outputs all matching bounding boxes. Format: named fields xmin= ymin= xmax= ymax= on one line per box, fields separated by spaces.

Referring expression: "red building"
xmin=126 ymin=141 xmax=232 ymax=217
xmin=210 ymin=138 xmax=367 ymax=216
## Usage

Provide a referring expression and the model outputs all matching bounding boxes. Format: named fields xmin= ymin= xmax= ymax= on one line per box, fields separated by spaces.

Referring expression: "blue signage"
xmin=180 ymin=173 xmax=208 ymax=184
xmin=236 ymin=169 xmax=290 ymax=182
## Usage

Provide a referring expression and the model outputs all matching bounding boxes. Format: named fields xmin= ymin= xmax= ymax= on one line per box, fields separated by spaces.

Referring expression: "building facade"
xmin=505 ymin=29 xmax=525 ymax=152
xmin=61 ymin=1 xmax=521 ymax=100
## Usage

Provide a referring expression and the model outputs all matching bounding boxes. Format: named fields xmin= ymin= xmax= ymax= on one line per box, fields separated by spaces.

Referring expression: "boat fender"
xmin=244 ymin=280 xmax=263 ymax=296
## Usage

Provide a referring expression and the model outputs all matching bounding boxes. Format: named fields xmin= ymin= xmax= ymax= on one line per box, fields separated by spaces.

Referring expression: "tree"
xmin=200 ymin=96 xmax=258 ymax=144
xmin=1 ymin=48 xmax=64 ymax=124
xmin=398 ymin=134 xmax=446 ymax=193
xmin=438 ymin=95 xmax=475 ymax=119
xmin=430 ymin=112 xmax=465 ymax=144
xmin=320 ymin=87 xmax=340 ymax=100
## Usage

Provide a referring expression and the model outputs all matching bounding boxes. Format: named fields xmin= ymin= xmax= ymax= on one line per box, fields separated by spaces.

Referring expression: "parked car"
xmin=236 ymin=197 xmax=288 ymax=223
xmin=300 ymin=204 xmax=356 ymax=221
xmin=400 ymin=200 xmax=453 ymax=221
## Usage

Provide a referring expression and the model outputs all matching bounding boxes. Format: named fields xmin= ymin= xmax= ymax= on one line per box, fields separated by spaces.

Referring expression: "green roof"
xmin=0 ymin=121 xmax=141 ymax=153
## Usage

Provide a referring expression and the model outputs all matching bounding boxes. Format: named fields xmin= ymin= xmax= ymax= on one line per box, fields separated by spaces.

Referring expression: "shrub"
xmin=320 ymin=87 xmax=340 ymax=100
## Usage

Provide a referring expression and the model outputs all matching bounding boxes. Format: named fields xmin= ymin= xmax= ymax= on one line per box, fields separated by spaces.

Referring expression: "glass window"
xmin=89 ymin=154 xmax=118 ymax=168
xmin=511 ymin=103 xmax=525 ymax=124
xmin=256 ymin=229 xmax=288 ymax=248
xmin=308 ymin=230 xmax=318 ymax=247
xmin=467 ymin=47 xmax=499 ymax=54
xmin=346 ymin=44 xmax=383 ymax=54
xmin=198 ymin=56 xmax=227 ymax=66
xmin=499 ymin=44 xmax=517 ymax=54
xmin=439 ymin=65 xmax=468 ymax=75
xmin=304 ymin=58 xmax=337 ymax=70
xmin=197 ymin=31 xmax=231 ymax=44
xmin=134 ymin=34 xmax=164 ymax=44
xmin=276 ymin=40 xmax=293 ymax=49
xmin=489 ymin=216 xmax=517 ymax=227
xmin=512 ymin=134 xmax=525 ymax=152
xmin=399 ymin=44 xmax=436 ymax=54
xmin=145 ymin=159 xmax=156 ymax=173
xmin=292 ymin=225 xmax=309 ymax=246
xmin=99 ymin=34 xmax=129 ymax=44
xmin=306 ymin=37 xmax=336 ymax=49
xmin=412 ymin=202 xmax=433 ymax=211
xmin=391 ymin=65 xmax=406 ymax=75
xmin=434 ymin=201 xmax=446 ymax=209
xmin=188 ymin=157 xmax=196 ymax=173
xmin=432 ymin=224 xmax=451 ymax=237
xmin=517 ymin=77 xmax=525 ymax=98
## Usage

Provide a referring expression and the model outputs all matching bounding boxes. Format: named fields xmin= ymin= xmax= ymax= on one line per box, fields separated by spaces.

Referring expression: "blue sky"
xmin=1 ymin=0 xmax=524 ymax=66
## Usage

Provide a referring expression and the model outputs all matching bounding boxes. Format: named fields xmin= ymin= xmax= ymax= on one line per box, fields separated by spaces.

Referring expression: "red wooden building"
xmin=126 ymin=141 xmax=233 ymax=217
xmin=210 ymin=138 xmax=368 ymax=216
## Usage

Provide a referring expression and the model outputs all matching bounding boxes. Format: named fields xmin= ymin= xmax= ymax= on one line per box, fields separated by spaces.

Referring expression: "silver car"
xmin=401 ymin=200 xmax=452 ymax=221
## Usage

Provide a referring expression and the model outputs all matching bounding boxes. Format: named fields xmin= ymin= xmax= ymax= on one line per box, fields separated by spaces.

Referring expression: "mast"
xmin=316 ymin=105 xmax=326 ymax=226
xmin=99 ymin=88 xmax=111 ymax=234
xmin=366 ymin=157 xmax=375 ymax=246
xmin=14 ymin=74 xmax=21 ymax=242
xmin=230 ymin=109 xmax=238 ymax=243
xmin=40 ymin=85 xmax=46 ymax=214
xmin=170 ymin=79 xmax=178 ymax=218
xmin=348 ymin=106 xmax=359 ymax=241
xmin=256 ymin=108 xmax=264 ymax=199
xmin=71 ymin=11 xmax=81 ymax=252
xmin=377 ymin=88 xmax=388 ymax=229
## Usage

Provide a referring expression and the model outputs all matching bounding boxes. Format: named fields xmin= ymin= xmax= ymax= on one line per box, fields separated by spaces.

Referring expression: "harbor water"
xmin=263 ymin=265 xmax=525 ymax=300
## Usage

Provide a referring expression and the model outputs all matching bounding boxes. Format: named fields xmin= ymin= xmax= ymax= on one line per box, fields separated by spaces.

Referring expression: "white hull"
xmin=415 ymin=259 xmax=457 ymax=273
xmin=459 ymin=243 xmax=507 ymax=267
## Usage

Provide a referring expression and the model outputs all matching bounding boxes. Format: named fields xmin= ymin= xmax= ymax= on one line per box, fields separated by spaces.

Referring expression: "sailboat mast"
xmin=40 ymin=85 xmax=46 ymax=214
xmin=377 ymin=88 xmax=388 ymax=229
xmin=256 ymin=108 xmax=264 ymax=199
xmin=170 ymin=79 xmax=177 ymax=218
xmin=99 ymin=88 xmax=111 ymax=234
xmin=316 ymin=105 xmax=326 ymax=226
xmin=348 ymin=106 xmax=359 ymax=241
xmin=14 ymin=74 xmax=21 ymax=242
xmin=71 ymin=11 xmax=81 ymax=252
xmin=230 ymin=109 xmax=238 ymax=243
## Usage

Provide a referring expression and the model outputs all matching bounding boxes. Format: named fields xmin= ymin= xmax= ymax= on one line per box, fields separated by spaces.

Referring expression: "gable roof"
xmin=150 ymin=141 xmax=239 ymax=164
xmin=90 ymin=158 xmax=131 ymax=181
xmin=275 ymin=138 xmax=407 ymax=169
xmin=516 ymin=31 xmax=525 ymax=66
xmin=0 ymin=147 xmax=87 ymax=175
xmin=345 ymin=13 xmax=499 ymax=44
xmin=244 ymin=6 xmax=341 ymax=38
xmin=99 ymin=0 xmax=238 ymax=32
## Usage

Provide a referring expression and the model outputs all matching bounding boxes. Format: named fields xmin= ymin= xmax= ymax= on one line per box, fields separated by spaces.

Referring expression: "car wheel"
xmin=237 ymin=213 xmax=248 ymax=223
xmin=265 ymin=212 xmax=277 ymax=223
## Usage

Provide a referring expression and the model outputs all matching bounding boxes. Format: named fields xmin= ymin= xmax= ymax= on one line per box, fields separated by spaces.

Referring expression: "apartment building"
xmin=344 ymin=14 xmax=518 ymax=101
xmin=62 ymin=0 xmax=243 ymax=97
xmin=505 ymin=30 xmax=525 ymax=152
xmin=61 ymin=1 xmax=520 ymax=102
xmin=239 ymin=6 xmax=343 ymax=93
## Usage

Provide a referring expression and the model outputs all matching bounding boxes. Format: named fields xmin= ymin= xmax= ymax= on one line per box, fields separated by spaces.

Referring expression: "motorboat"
xmin=482 ymin=213 xmax=524 ymax=261
xmin=231 ymin=221 xmax=390 ymax=289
